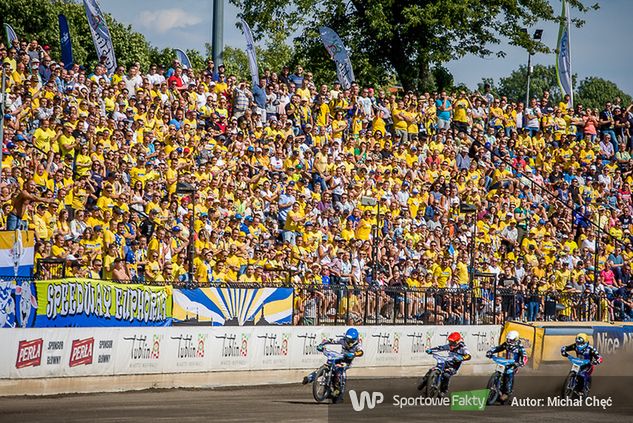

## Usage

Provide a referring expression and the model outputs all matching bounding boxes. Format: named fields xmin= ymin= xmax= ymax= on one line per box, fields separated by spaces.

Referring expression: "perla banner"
xmin=83 ymin=0 xmax=117 ymax=74
xmin=173 ymin=287 xmax=292 ymax=326
xmin=319 ymin=26 xmax=355 ymax=89
xmin=35 ymin=278 xmax=172 ymax=327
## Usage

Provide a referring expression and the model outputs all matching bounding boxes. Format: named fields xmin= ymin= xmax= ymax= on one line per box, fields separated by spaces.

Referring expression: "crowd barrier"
xmin=1 ymin=277 xmax=625 ymax=328
xmin=0 ymin=325 xmax=501 ymax=379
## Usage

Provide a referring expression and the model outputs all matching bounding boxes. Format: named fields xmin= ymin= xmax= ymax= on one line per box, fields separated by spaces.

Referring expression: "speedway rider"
xmin=421 ymin=332 xmax=471 ymax=394
xmin=486 ymin=330 xmax=528 ymax=400
xmin=302 ymin=328 xmax=364 ymax=395
xmin=560 ymin=333 xmax=603 ymax=394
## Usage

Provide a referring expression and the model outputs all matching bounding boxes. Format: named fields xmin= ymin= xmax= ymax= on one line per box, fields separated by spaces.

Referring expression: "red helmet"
xmin=447 ymin=332 xmax=463 ymax=350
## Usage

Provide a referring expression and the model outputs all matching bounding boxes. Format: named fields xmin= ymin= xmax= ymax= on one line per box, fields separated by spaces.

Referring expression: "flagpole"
xmin=567 ymin=0 xmax=573 ymax=108
xmin=0 ymin=63 xmax=6 ymax=175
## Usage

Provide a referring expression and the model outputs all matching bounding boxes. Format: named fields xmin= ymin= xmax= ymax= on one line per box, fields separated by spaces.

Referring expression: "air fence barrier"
xmin=0 ymin=325 xmax=501 ymax=379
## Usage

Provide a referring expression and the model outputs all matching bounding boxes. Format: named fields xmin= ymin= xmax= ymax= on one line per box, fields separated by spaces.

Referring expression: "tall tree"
xmin=231 ymin=0 xmax=597 ymax=90
xmin=497 ymin=64 xmax=571 ymax=103
xmin=576 ymin=77 xmax=632 ymax=110
xmin=0 ymin=0 xmax=155 ymax=70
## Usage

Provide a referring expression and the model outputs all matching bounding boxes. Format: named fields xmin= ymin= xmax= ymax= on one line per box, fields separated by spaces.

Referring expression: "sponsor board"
xmin=0 ymin=325 xmax=501 ymax=379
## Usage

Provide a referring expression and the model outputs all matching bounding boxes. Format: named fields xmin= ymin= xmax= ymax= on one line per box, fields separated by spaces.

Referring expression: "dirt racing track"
xmin=1 ymin=370 xmax=632 ymax=423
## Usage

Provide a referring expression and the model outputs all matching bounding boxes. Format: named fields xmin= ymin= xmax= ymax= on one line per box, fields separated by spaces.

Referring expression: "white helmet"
xmin=506 ymin=330 xmax=519 ymax=346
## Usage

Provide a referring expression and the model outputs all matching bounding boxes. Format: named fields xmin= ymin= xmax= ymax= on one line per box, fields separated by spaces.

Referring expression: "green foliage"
xmin=497 ymin=65 xmax=565 ymax=103
xmin=219 ymin=31 xmax=295 ymax=82
xmin=231 ymin=0 xmax=596 ymax=91
xmin=576 ymin=77 xmax=632 ymax=110
xmin=0 ymin=0 xmax=154 ymax=70
xmin=222 ymin=46 xmax=250 ymax=80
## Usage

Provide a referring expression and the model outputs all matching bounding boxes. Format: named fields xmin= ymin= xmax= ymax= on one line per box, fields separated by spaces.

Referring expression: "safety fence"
xmin=294 ymin=285 xmax=617 ymax=326
xmin=1 ymin=276 xmax=627 ymax=328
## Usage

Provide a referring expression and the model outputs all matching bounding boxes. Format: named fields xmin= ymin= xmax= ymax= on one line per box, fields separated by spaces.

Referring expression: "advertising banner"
xmin=0 ymin=325 xmax=502 ymax=379
xmin=173 ymin=287 xmax=292 ymax=326
xmin=593 ymin=326 xmax=633 ymax=356
xmin=35 ymin=278 xmax=172 ymax=327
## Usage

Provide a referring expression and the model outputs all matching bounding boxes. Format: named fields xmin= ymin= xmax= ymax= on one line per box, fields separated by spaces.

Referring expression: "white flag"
xmin=240 ymin=19 xmax=259 ymax=87
xmin=83 ymin=0 xmax=117 ymax=74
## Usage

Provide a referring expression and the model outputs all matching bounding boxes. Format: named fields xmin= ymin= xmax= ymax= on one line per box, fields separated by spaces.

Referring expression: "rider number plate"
xmin=495 ymin=363 xmax=505 ymax=373
xmin=571 ymin=364 xmax=580 ymax=372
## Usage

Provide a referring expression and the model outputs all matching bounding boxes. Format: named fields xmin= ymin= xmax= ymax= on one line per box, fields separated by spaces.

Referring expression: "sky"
xmin=104 ymin=0 xmax=633 ymax=95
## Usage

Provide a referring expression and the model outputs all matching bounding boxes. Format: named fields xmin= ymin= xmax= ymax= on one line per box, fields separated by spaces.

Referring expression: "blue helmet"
xmin=345 ymin=328 xmax=359 ymax=347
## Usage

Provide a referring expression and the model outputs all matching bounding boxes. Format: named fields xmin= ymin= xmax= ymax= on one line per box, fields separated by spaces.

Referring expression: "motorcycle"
xmin=417 ymin=352 xmax=453 ymax=398
xmin=486 ymin=356 xmax=517 ymax=405
xmin=312 ymin=348 xmax=349 ymax=404
xmin=561 ymin=356 xmax=592 ymax=399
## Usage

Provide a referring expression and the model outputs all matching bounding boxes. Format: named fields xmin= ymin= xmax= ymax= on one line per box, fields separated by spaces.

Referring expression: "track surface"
xmin=1 ymin=376 xmax=631 ymax=423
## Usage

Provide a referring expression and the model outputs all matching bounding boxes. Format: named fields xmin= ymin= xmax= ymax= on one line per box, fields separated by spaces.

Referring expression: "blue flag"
xmin=4 ymin=23 xmax=18 ymax=47
xmin=174 ymin=48 xmax=192 ymax=69
xmin=58 ymin=14 xmax=74 ymax=70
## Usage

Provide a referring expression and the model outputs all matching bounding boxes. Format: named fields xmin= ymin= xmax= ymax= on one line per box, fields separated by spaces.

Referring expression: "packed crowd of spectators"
xmin=1 ymin=36 xmax=633 ymax=324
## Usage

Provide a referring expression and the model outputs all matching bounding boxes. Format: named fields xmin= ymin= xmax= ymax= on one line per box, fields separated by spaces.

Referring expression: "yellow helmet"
xmin=576 ymin=333 xmax=590 ymax=350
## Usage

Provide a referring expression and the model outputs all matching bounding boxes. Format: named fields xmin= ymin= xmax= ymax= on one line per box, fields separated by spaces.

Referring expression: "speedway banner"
xmin=172 ymin=287 xmax=293 ymax=326
xmin=34 ymin=278 xmax=172 ymax=327
xmin=83 ymin=0 xmax=117 ymax=74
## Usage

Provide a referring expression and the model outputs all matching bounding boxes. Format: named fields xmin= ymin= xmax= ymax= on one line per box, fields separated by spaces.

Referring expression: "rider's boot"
xmin=303 ymin=371 xmax=315 ymax=385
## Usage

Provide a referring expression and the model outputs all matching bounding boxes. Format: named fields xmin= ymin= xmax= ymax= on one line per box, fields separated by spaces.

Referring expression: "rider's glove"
xmin=560 ymin=347 xmax=568 ymax=357
xmin=425 ymin=348 xmax=433 ymax=354
xmin=316 ymin=344 xmax=324 ymax=352
xmin=486 ymin=351 xmax=493 ymax=358
xmin=592 ymin=358 xmax=602 ymax=365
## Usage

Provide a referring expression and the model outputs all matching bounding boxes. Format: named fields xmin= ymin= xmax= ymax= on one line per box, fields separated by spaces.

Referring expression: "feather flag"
xmin=83 ymin=0 xmax=117 ymax=74
xmin=4 ymin=23 xmax=18 ymax=46
xmin=174 ymin=48 xmax=192 ymax=69
xmin=319 ymin=27 xmax=355 ymax=89
xmin=58 ymin=15 xmax=74 ymax=70
xmin=239 ymin=19 xmax=259 ymax=87
xmin=556 ymin=0 xmax=573 ymax=106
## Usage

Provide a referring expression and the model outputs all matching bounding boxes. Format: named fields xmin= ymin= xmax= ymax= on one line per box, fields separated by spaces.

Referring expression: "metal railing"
xmin=2 ymin=274 xmax=624 ymax=326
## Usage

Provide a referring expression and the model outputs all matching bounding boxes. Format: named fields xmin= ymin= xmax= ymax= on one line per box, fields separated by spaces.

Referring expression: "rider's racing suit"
xmin=561 ymin=344 xmax=602 ymax=392
xmin=425 ymin=343 xmax=471 ymax=393
xmin=487 ymin=342 xmax=527 ymax=395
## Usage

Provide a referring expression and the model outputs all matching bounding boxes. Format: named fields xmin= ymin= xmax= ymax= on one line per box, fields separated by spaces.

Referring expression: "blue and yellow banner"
xmin=173 ymin=287 xmax=293 ymax=326
xmin=35 ymin=278 xmax=172 ymax=327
